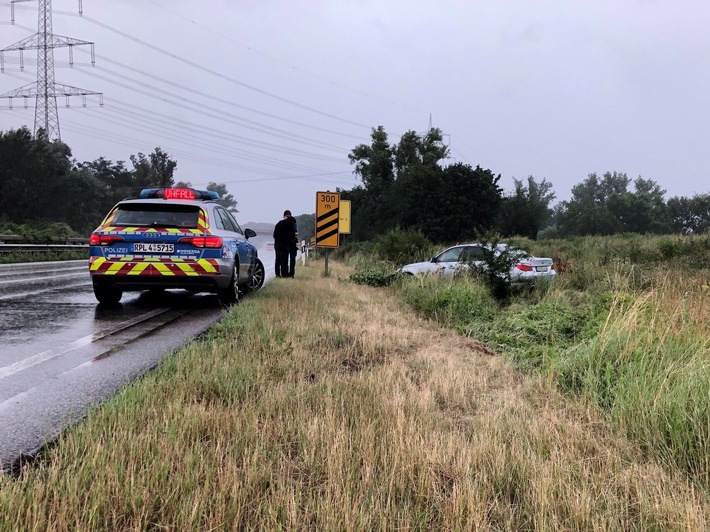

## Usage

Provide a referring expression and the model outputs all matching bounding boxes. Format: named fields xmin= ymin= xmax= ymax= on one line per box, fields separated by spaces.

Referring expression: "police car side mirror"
xmin=244 ymin=228 xmax=257 ymax=239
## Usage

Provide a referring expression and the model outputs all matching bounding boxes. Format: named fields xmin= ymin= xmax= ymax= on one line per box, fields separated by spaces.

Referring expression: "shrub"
xmin=350 ymin=265 xmax=398 ymax=287
xmin=332 ymin=239 xmax=376 ymax=261
xmin=0 ymin=221 xmax=81 ymax=243
xmin=373 ymin=227 xmax=434 ymax=265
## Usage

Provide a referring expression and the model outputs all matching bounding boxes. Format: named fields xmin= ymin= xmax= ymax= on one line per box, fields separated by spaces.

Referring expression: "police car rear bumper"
xmin=91 ymin=275 xmax=229 ymax=292
xmin=89 ymin=256 xmax=233 ymax=292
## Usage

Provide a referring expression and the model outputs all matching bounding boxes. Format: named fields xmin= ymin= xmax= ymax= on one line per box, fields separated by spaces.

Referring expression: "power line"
xmin=91 ymin=103 xmax=347 ymax=164
xmin=71 ymin=48 xmax=364 ymax=141
xmin=3 ymin=105 xmax=357 ymax=186
xmin=100 ymin=99 xmax=348 ymax=159
xmin=79 ymin=14 xmax=370 ymax=129
xmin=0 ymin=2 xmax=369 ymax=189
xmin=76 ymin=66 xmax=351 ymax=153
xmin=8 ymin=87 xmax=353 ymax=164
xmin=86 ymin=63 xmax=356 ymax=149
xmin=11 ymin=101 xmax=351 ymax=177
xmin=74 ymin=106 xmax=346 ymax=175
xmin=62 ymin=116 xmax=355 ymax=186
xmin=142 ymin=0 xmax=430 ymax=116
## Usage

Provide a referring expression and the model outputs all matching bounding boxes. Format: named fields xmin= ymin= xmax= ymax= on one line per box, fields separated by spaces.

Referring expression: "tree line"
xmin=2 ymin=125 xmax=709 ymax=240
xmin=340 ymin=126 xmax=710 ymax=241
xmin=0 ymin=127 xmax=237 ymax=235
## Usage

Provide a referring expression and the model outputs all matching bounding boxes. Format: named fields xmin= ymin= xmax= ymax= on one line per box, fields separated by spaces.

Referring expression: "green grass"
xmin=555 ymin=290 xmax=710 ymax=484
xmin=3 ymin=258 xmax=708 ymax=529
xmin=353 ymin=234 xmax=710 ymax=491
xmin=396 ymin=274 xmax=609 ymax=371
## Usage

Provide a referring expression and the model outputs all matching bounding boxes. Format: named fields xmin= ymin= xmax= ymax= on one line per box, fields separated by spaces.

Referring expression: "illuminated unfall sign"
xmin=315 ymin=191 xmax=340 ymax=248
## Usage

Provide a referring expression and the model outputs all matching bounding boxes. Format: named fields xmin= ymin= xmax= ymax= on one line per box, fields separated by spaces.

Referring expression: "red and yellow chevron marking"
xmin=100 ymin=208 xmax=119 ymax=227
xmin=89 ymin=257 xmax=219 ymax=276
xmin=197 ymin=209 xmax=209 ymax=233
xmin=96 ymin=209 xmax=211 ymax=235
xmin=99 ymin=226 xmax=204 ymax=235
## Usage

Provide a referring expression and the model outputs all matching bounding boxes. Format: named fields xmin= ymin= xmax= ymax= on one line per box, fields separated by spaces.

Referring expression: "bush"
xmin=350 ymin=265 xmax=398 ymax=287
xmin=373 ymin=227 xmax=434 ymax=265
xmin=0 ymin=220 xmax=81 ymax=243
xmin=332 ymin=239 xmax=376 ymax=261
xmin=537 ymin=224 xmax=561 ymax=240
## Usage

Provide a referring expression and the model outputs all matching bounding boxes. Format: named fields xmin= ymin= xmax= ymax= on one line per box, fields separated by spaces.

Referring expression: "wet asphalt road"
xmin=0 ymin=240 xmax=277 ymax=471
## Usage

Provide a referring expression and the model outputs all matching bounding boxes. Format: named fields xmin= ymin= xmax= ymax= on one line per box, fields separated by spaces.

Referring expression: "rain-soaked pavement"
xmin=0 ymin=242 xmax=276 ymax=472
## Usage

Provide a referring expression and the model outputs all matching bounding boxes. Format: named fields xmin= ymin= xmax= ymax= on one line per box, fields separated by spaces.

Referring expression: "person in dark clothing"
xmin=286 ymin=213 xmax=299 ymax=277
xmin=273 ymin=210 xmax=297 ymax=278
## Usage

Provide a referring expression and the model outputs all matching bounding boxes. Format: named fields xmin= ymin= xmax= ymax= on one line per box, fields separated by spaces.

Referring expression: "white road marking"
xmin=0 ymin=308 xmax=171 ymax=380
xmin=0 ymin=281 xmax=91 ymax=301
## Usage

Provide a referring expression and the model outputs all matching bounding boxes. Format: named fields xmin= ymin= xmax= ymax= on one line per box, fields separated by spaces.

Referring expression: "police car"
xmin=89 ymin=187 xmax=264 ymax=305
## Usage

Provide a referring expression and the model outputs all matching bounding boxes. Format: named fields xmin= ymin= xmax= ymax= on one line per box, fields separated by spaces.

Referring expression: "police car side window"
xmin=212 ymin=208 xmax=226 ymax=231
xmin=215 ymin=208 xmax=237 ymax=233
xmin=225 ymin=211 xmax=243 ymax=235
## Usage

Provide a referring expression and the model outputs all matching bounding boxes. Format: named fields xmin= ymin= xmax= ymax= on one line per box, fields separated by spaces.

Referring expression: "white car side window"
xmin=437 ymin=248 xmax=463 ymax=262
xmin=461 ymin=246 xmax=485 ymax=262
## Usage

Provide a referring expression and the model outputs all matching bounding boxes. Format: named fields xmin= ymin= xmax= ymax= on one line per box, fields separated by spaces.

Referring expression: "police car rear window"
xmin=113 ymin=204 xmax=200 ymax=229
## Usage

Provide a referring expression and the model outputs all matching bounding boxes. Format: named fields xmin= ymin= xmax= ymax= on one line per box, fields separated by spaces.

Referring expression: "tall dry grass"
xmin=1 ymin=259 xmax=708 ymax=530
xmin=557 ymin=268 xmax=710 ymax=485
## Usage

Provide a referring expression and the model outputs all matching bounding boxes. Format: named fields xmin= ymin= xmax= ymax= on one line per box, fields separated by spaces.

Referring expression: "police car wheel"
xmin=218 ymin=262 xmax=240 ymax=305
xmin=93 ymin=285 xmax=122 ymax=305
xmin=244 ymin=259 xmax=265 ymax=293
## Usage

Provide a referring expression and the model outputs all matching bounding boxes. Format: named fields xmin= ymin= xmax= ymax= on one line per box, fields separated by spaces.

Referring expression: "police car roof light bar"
xmin=139 ymin=188 xmax=221 ymax=201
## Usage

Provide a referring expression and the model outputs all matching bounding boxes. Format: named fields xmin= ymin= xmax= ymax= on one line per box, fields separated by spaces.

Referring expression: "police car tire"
xmin=244 ymin=259 xmax=265 ymax=294
xmin=93 ymin=285 xmax=122 ymax=305
xmin=218 ymin=262 xmax=240 ymax=305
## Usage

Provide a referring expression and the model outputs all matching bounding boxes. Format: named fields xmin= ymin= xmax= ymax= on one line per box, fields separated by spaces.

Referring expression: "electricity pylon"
xmin=0 ymin=0 xmax=102 ymax=140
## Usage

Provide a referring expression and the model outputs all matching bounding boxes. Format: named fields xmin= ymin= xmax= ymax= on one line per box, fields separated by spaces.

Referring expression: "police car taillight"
xmin=179 ymin=236 xmax=223 ymax=248
xmin=90 ymin=233 xmax=125 ymax=246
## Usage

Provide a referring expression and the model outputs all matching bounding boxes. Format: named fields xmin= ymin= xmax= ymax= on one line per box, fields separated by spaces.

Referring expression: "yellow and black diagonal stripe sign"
xmin=315 ymin=191 xmax=340 ymax=248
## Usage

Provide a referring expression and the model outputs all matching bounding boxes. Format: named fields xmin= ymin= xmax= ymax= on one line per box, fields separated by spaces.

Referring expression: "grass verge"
xmin=1 ymin=259 xmax=708 ymax=529
xmin=389 ymin=266 xmax=710 ymax=492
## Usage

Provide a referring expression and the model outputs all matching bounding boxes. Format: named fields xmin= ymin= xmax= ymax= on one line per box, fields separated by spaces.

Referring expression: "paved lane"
xmin=0 ymin=240 xmax=277 ymax=471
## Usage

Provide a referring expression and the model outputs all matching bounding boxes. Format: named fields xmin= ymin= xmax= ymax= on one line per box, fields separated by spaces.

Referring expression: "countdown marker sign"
xmin=315 ymin=191 xmax=340 ymax=248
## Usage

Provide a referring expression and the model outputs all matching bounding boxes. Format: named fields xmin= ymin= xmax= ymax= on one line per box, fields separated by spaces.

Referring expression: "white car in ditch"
xmin=399 ymin=243 xmax=556 ymax=286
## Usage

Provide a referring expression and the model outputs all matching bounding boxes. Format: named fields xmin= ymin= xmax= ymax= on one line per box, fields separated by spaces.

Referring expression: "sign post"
xmin=315 ymin=191 xmax=340 ymax=276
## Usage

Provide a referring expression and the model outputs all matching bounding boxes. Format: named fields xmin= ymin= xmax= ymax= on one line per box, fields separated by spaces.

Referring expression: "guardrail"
xmin=0 ymin=234 xmax=89 ymax=244
xmin=0 ymin=234 xmax=89 ymax=254
xmin=0 ymin=244 xmax=89 ymax=254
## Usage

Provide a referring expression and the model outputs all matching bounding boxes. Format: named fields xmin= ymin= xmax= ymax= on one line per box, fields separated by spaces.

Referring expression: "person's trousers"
xmin=288 ymin=248 xmax=297 ymax=277
xmin=275 ymin=246 xmax=289 ymax=277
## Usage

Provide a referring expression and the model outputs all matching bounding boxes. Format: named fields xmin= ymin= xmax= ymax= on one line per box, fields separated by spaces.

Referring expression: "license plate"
xmin=536 ymin=266 xmax=548 ymax=272
xmin=134 ymin=243 xmax=174 ymax=253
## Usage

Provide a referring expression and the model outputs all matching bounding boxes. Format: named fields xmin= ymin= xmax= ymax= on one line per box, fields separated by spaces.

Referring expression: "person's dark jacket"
xmin=273 ymin=217 xmax=296 ymax=249
xmin=286 ymin=215 xmax=299 ymax=251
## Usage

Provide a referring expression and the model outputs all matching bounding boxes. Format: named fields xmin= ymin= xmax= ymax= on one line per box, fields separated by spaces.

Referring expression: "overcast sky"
xmin=1 ymin=0 xmax=709 ymax=225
